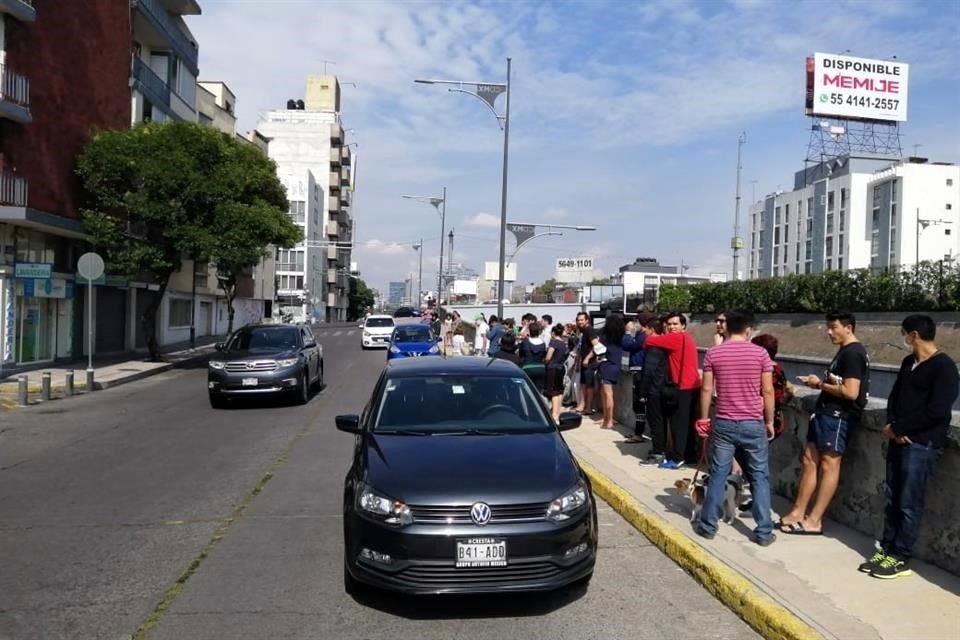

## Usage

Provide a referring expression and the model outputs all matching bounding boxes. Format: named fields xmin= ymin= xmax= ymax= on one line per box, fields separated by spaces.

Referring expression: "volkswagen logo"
xmin=470 ymin=502 xmax=492 ymax=526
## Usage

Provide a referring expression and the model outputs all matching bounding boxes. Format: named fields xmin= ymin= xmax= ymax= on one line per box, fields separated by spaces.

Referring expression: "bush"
xmin=657 ymin=262 xmax=960 ymax=313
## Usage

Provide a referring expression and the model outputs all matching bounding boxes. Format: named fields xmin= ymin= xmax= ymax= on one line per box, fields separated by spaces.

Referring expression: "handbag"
xmin=661 ymin=334 xmax=687 ymax=411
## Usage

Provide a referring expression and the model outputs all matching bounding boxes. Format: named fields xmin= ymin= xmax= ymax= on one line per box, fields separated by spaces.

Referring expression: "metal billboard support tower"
xmin=805 ymin=117 xmax=903 ymax=164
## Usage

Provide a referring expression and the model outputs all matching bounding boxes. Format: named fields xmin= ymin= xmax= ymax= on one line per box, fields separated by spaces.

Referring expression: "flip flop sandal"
xmin=781 ymin=522 xmax=823 ymax=536
xmin=623 ymin=436 xmax=646 ymax=443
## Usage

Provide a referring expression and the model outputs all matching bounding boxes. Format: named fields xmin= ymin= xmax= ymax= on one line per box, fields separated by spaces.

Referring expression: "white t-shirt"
xmin=451 ymin=334 xmax=465 ymax=355
xmin=475 ymin=321 xmax=489 ymax=351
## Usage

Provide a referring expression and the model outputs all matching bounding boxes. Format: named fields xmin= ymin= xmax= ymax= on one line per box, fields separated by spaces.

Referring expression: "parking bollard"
xmin=65 ymin=370 xmax=74 ymax=397
xmin=41 ymin=372 xmax=51 ymax=401
xmin=86 ymin=369 xmax=95 ymax=393
xmin=17 ymin=375 xmax=28 ymax=406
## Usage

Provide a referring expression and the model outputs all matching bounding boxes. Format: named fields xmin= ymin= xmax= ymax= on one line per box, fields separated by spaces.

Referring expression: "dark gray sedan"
xmin=207 ymin=324 xmax=323 ymax=408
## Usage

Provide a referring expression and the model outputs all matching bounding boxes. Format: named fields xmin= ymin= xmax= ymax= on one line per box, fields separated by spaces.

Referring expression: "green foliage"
xmin=348 ymin=278 xmax=375 ymax=321
xmin=76 ymin=122 xmax=300 ymax=355
xmin=658 ymin=264 xmax=960 ymax=313
xmin=535 ymin=279 xmax=558 ymax=296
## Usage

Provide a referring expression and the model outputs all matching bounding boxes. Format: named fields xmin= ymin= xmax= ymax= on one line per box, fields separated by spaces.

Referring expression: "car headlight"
xmin=428 ymin=344 xmax=440 ymax=354
xmin=363 ymin=331 xmax=371 ymax=338
xmin=276 ymin=357 xmax=299 ymax=367
xmin=547 ymin=482 xmax=589 ymax=523
xmin=389 ymin=345 xmax=400 ymax=353
xmin=208 ymin=361 xmax=226 ymax=370
xmin=358 ymin=485 xmax=413 ymax=526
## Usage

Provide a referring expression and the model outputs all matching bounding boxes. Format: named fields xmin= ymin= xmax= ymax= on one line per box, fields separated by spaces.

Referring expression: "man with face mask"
xmin=861 ymin=315 xmax=958 ymax=579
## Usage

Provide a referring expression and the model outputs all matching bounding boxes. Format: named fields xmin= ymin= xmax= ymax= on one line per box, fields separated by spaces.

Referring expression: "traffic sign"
xmin=77 ymin=252 xmax=104 ymax=281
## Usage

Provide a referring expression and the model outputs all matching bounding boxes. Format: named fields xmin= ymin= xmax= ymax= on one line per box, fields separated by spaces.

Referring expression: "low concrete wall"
xmin=613 ymin=380 xmax=960 ymax=575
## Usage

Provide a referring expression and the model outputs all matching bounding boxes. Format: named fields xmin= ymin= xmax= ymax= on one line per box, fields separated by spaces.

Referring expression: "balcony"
xmin=328 ymin=195 xmax=339 ymax=213
xmin=0 ymin=173 xmax=28 ymax=206
xmin=0 ymin=64 xmax=31 ymax=123
xmin=342 ymin=146 xmax=351 ymax=166
xmin=340 ymin=190 xmax=351 ymax=207
xmin=326 ymin=221 xmax=338 ymax=237
xmin=132 ymin=57 xmax=171 ymax=108
xmin=0 ymin=0 xmax=36 ymax=22
xmin=331 ymin=125 xmax=343 ymax=144
xmin=328 ymin=171 xmax=340 ymax=192
xmin=329 ymin=147 xmax=341 ymax=166
xmin=132 ymin=0 xmax=200 ymax=74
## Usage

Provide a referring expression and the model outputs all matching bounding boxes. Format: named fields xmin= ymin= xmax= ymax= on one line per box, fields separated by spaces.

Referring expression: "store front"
xmin=0 ymin=264 xmax=73 ymax=366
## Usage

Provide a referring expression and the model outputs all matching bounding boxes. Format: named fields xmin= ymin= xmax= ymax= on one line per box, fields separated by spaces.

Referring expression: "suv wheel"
xmin=209 ymin=393 xmax=227 ymax=409
xmin=312 ymin=361 xmax=324 ymax=392
xmin=296 ymin=371 xmax=309 ymax=405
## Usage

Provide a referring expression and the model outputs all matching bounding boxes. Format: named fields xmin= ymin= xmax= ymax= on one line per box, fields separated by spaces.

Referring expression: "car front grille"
xmin=409 ymin=502 xmax=549 ymax=525
xmin=224 ymin=360 xmax=278 ymax=373
xmin=365 ymin=559 xmax=564 ymax=589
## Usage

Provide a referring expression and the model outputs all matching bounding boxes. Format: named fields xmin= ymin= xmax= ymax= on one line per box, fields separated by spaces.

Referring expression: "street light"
xmin=415 ymin=58 xmax=512 ymax=319
xmin=402 ymin=189 xmax=446 ymax=303
xmin=506 ymin=222 xmax=597 ymax=262
xmin=412 ymin=240 xmax=423 ymax=306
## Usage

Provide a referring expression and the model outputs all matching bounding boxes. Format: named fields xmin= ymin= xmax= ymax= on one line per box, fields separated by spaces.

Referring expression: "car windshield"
xmin=394 ymin=326 xmax=432 ymax=343
xmin=366 ymin=318 xmax=394 ymax=328
xmin=373 ymin=374 xmax=553 ymax=435
xmin=227 ymin=327 xmax=299 ymax=352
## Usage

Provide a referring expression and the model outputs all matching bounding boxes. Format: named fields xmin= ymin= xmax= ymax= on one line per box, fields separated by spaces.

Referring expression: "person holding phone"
xmin=779 ymin=312 xmax=869 ymax=536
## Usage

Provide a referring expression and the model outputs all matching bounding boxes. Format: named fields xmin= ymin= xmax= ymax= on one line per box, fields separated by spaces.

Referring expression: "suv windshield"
xmin=374 ymin=375 xmax=552 ymax=435
xmin=365 ymin=318 xmax=395 ymax=328
xmin=393 ymin=307 xmax=416 ymax=318
xmin=227 ymin=327 xmax=300 ymax=352
xmin=394 ymin=326 xmax=433 ymax=343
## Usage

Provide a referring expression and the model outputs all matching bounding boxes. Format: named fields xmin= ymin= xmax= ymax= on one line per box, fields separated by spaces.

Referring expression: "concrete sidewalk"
xmin=566 ymin=418 xmax=960 ymax=640
xmin=0 ymin=338 xmax=220 ymax=408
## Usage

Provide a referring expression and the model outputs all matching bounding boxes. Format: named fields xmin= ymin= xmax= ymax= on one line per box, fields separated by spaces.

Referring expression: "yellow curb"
xmin=578 ymin=459 xmax=823 ymax=640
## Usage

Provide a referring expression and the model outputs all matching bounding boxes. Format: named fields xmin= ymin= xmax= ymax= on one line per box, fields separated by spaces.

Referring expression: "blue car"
xmin=387 ymin=324 xmax=441 ymax=360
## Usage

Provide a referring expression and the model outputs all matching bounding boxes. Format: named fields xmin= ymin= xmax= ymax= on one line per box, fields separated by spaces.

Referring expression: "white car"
xmin=361 ymin=315 xmax=395 ymax=349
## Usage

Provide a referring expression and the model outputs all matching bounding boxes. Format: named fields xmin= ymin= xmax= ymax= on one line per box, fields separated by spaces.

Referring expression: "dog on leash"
xmin=675 ymin=473 xmax=744 ymax=524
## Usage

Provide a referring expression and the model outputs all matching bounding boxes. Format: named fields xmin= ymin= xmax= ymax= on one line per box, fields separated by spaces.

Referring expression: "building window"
xmin=873 ymin=186 xmax=881 ymax=208
xmin=872 ymin=208 xmax=880 ymax=228
xmin=838 ymin=257 xmax=843 ymax=270
xmin=840 ymin=187 xmax=847 ymax=209
xmin=775 ymin=206 xmax=781 ymax=225
xmin=796 ymin=243 xmax=801 ymax=261
xmin=773 ymin=266 xmax=779 ymax=277
xmin=826 ymin=259 xmax=832 ymax=270
xmin=807 ymin=197 xmax=814 ymax=216
xmin=288 ymin=201 xmax=306 ymax=224
xmin=838 ymin=234 xmax=844 ymax=255
xmin=805 ymin=261 xmax=812 ymax=274
xmin=774 ymin=228 xmax=780 ymax=245
xmin=890 ymin=180 xmax=897 ymax=201
xmin=773 ymin=246 xmax=779 ymax=263
xmin=871 ymin=232 xmax=880 ymax=256
xmin=806 ymin=218 xmax=813 ymax=235
xmin=948 ymin=203 xmax=953 ymax=211
xmin=805 ymin=239 xmax=812 ymax=258
xmin=784 ymin=204 xmax=790 ymax=224
xmin=890 ymin=228 xmax=896 ymax=249
xmin=826 ymin=237 xmax=833 ymax=257
xmin=948 ymin=179 xmax=954 ymax=186
xmin=784 ymin=225 xmax=790 ymax=243
xmin=168 ymin=299 xmax=192 ymax=328
xmin=827 ymin=213 xmax=834 ymax=234
xmin=828 ymin=191 xmax=835 ymax=212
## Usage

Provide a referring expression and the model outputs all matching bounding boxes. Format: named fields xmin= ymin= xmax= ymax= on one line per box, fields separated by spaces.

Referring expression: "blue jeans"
xmin=881 ymin=441 xmax=942 ymax=559
xmin=698 ymin=419 xmax=774 ymax=540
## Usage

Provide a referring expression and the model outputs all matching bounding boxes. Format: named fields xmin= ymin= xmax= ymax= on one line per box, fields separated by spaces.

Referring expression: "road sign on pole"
xmin=77 ymin=253 xmax=105 ymax=374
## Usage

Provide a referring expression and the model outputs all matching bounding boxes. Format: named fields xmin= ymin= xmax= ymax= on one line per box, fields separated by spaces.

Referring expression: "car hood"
xmin=362 ymin=431 xmax=580 ymax=505
xmin=394 ymin=341 xmax=436 ymax=352
xmin=364 ymin=326 xmax=394 ymax=335
xmin=219 ymin=349 xmax=298 ymax=361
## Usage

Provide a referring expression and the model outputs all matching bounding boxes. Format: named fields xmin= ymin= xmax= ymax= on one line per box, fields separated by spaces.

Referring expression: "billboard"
xmin=555 ymin=256 xmax=594 ymax=284
xmin=451 ymin=279 xmax=478 ymax=296
xmin=484 ymin=261 xmax=517 ymax=282
xmin=806 ymin=53 xmax=908 ymax=122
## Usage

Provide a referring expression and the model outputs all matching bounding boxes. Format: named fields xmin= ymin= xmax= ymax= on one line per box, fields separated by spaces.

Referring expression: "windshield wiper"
xmin=440 ymin=429 xmax=512 ymax=436
xmin=373 ymin=429 xmax=434 ymax=436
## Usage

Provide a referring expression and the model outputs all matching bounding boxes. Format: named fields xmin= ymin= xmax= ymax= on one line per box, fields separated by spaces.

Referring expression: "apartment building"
xmin=748 ymin=155 xmax=960 ymax=279
xmin=255 ymin=75 xmax=355 ymax=323
xmin=0 ymin=1 xmax=131 ymax=369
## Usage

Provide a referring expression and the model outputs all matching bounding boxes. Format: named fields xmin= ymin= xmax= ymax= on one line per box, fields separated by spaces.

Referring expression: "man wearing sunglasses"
xmin=713 ymin=314 xmax=727 ymax=346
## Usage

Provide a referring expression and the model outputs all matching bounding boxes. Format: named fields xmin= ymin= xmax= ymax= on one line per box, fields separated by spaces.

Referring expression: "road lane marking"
xmin=333 ymin=331 xmax=343 ymax=337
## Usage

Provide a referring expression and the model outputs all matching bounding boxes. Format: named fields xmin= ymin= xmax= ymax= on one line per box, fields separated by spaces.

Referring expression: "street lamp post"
xmin=412 ymin=240 xmax=423 ymax=306
xmin=506 ymin=222 xmax=597 ymax=263
xmin=402 ymin=190 xmax=446 ymax=304
xmin=415 ymin=58 xmax=511 ymax=318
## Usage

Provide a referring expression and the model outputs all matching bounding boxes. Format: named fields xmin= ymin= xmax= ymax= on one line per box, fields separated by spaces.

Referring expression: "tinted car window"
xmin=393 ymin=326 xmax=433 ymax=343
xmin=393 ymin=307 xmax=416 ymax=318
xmin=366 ymin=318 xmax=395 ymax=328
xmin=374 ymin=375 xmax=552 ymax=434
xmin=227 ymin=327 xmax=300 ymax=351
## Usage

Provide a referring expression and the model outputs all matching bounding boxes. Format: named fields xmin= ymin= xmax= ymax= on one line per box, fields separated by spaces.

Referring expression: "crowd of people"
xmin=454 ymin=306 xmax=957 ymax=580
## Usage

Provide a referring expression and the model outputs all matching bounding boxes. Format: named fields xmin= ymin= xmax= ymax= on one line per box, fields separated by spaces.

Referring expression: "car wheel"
xmin=209 ymin=393 xmax=227 ymax=409
xmin=312 ymin=361 xmax=324 ymax=391
xmin=294 ymin=370 xmax=309 ymax=405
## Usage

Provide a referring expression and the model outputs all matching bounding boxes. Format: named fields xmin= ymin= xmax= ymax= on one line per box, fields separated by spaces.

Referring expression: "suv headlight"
xmin=428 ymin=344 xmax=440 ymax=354
xmin=208 ymin=360 xmax=226 ymax=370
xmin=358 ymin=485 xmax=413 ymax=526
xmin=277 ymin=357 xmax=299 ymax=367
xmin=547 ymin=482 xmax=589 ymax=523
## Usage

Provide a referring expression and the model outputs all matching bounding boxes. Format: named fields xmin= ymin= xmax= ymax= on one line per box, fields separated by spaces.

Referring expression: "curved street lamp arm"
xmin=447 ymin=88 xmax=506 ymax=130
xmin=507 ymin=231 xmax=563 ymax=263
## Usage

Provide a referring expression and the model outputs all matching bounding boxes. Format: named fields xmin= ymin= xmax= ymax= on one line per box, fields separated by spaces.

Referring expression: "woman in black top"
xmin=519 ymin=322 xmax=548 ymax=393
xmin=545 ymin=324 xmax=569 ymax=419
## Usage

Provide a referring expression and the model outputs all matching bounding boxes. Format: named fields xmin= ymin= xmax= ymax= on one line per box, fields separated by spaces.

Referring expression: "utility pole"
xmin=438 ymin=186 xmax=446 ymax=303
xmin=732 ymin=132 xmax=746 ymax=281
xmin=496 ymin=58 xmax=512 ymax=319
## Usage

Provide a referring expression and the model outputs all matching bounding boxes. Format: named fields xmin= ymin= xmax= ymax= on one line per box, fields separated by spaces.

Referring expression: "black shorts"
xmin=807 ymin=413 xmax=851 ymax=454
xmin=545 ymin=367 xmax=565 ymax=397
xmin=580 ymin=366 xmax=597 ymax=385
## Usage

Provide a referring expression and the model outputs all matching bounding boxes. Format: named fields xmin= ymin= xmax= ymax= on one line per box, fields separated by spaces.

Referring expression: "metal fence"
xmin=0 ymin=173 xmax=28 ymax=207
xmin=0 ymin=64 xmax=30 ymax=108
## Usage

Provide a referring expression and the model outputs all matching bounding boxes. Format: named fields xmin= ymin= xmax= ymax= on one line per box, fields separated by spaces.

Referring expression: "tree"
xmin=76 ymin=122 xmax=300 ymax=360
xmin=348 ymin=277 xmax=375 ymax=321
xmin=535 ymin=278 xmax=558 ymax=297
xmin=589 ymin=277 xmax=611 ymax=285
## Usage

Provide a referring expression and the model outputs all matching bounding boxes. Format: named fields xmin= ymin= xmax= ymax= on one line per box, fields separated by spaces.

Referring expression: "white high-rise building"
xmin=255 ymin=75 xmax=354 ymax=323
xmin=748 ymin=156 xmax=959 ymax=279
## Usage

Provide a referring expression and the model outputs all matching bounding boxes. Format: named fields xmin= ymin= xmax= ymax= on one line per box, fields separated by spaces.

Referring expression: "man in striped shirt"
xmin=694 ymin=309 xmax=777 ymax=546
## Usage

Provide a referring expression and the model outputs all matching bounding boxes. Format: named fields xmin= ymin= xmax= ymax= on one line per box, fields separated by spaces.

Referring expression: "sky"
xmin=189 ymin=0 xmax=960 ymax=295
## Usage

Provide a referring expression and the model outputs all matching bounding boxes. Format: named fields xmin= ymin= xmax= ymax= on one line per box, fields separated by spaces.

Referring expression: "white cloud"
xmin=542 ymin=207 xmax=568 ymax=221
xmin=465 ymin=212 xmax=501 ymax=228
xmin=360 ymin=239 xmax=407 ymax=255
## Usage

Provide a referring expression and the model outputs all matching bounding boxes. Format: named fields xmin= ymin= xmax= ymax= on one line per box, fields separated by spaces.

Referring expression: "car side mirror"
xmin=557 ymin=412 xmax=582 ymax=431
xmin=336 ymin=415 xmax=361 ymax=434
xmin=214 ymin=342 xmax=225 ymax=351
xmin=304 ymin=340 xmax=317 ymax=348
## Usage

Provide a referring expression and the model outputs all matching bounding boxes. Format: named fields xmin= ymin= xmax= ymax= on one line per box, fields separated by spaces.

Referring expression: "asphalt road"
xmin=0 ymin=326 xmax=760 ymax=640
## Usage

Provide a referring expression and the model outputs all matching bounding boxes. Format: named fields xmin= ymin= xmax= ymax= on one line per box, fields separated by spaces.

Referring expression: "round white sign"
xmin=77 ymin=252 xmax=105 ymax=281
